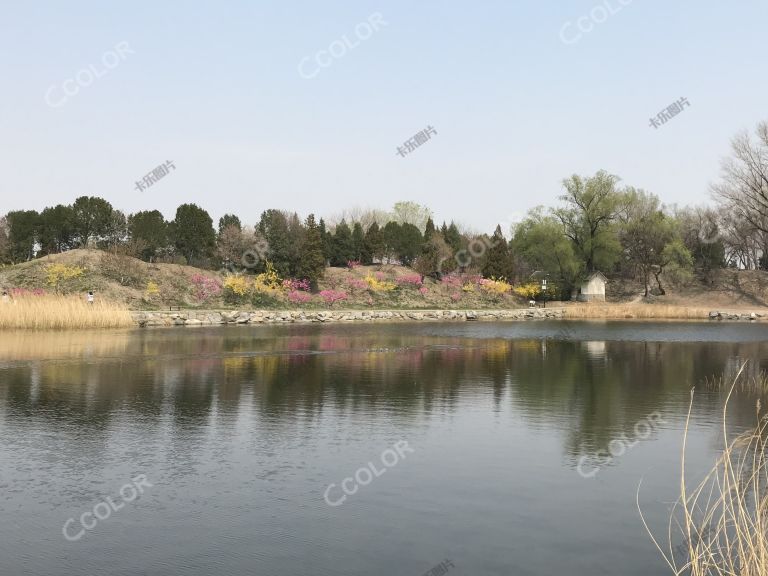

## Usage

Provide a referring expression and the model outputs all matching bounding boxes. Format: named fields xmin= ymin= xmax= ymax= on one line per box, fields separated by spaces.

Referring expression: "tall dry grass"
xmin=565 ymin=304 xmax=716 ymax=320
xmin=640 ymin=364 xmax=768 ymax=575
xmin=0 ymin=295 xmax=134 ymax=329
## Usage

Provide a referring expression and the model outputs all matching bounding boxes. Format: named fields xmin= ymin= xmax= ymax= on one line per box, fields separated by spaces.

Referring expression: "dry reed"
xmin=639 ymin=364 xmax=768 ymax=575
xmin=0 ymin=295 xmax=134 ymax=329
xmin=565 ymin=304 xmax=718 ymax=320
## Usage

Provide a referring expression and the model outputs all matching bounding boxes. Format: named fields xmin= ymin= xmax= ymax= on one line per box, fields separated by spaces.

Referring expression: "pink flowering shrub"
xmin=450 ymin=292 xmax=462 ymax=302
xmin=442 ymin=273 xmax=481 ymax=287
xmin=190 ymin=274 xmax=222 ymax=304
xmin=396 ymin=274 xmax=423 ymax=287
xmin=418 ymin=286 xmax=429 ymax=296
xmin=346 ymin=277 xmax=368 ymax=290
xmin=319 ymin=290 xmax=348 ymax=306
xmin=347 ymin=260 xmax=361 ymax=269
xmin=283 ymin=278 xmax=311 ymax=292
xmin=374 ymin=271 xmax=387 ymax=281
xmin=287 ymin=290 xmax=312 ymax=304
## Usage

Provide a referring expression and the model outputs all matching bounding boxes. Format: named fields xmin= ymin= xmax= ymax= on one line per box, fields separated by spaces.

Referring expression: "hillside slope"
xmin=1 ymin=250 xmax=767 ymax=311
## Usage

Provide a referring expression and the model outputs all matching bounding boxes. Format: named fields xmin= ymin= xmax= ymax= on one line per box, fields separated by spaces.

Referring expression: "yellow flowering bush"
xmin=513 ymin=282 xmax=541 ymax=299
xmin=145 ymin=280 xmax=160 ymax=300
xmin=364 ymin=273 xmax=396 ymax=292
xmin=253 ymin=262 xmax=283 ymax=295
xmin=45 ymin=263 xmax=85 ymax=293
xmin=480 ymin=278 xmax=511 ymax=296
xmin=223 ymin=275 xmax=250 ymax=303
xmin=461 ymin=282 xmax=476 ymax=293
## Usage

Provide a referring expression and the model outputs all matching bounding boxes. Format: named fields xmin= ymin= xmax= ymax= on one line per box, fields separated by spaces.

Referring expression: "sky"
xmin=0 ymin=0 xmax=766 ymax=233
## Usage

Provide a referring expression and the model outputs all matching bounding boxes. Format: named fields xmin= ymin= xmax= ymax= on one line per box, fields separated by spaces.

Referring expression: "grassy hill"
xmin=1 ymin=249 xmax=767 ymax=311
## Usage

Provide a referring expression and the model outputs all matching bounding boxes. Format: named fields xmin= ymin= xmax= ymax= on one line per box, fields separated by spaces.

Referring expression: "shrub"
xmin=347 ymin=260 xmax=361 ymax=269
xmin=223 ymin=275 xmax=250 ymax=303
xmin=253 ymin=261 xmax=282 ymax=294
xmin=45 ymin=263 xmax=85 ymax=293
xmin=441 ymin=275 xmax=462 ymax=287
xmin=319 ymin=290 xmax=348 ymax=306
xmin=450 ymin=292 xmax=462 ymax=302
xmin=480 ymin=277 xmax=511 ymax=297
xmin=396 ymin=274 xmax=423 ymax=287
xmin=282 ymin=278 xmax=311 ymax=292
xmin=101 ymin=253 xmax=146 ymax=287
xmin=365 ymin=273 xmax=396 ymax=292
xmin=513 ymin=282 xmax=541 ymax=299
xmin=346 ymin=277 xmax=368 ymax=291
xmin=461 ymin=282 xmax=475 ymax=293
xmin=190 ymin=274 xmax=222 ymax=304
xmin=419 ymin=286 xmax=429 ymax=296
xmin=287 ymin=290 xmax=312 ymax=304
xmin=144 ymin=281 xmax=160 ymax=301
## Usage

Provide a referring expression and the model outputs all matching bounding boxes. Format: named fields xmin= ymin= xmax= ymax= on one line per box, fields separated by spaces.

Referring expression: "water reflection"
xmin=2 ymin=324 xmax=767 ymax=466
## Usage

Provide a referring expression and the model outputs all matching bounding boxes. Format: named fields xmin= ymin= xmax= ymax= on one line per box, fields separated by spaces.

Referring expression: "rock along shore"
xmin=132 ymin=308 xmax=566 ymax=327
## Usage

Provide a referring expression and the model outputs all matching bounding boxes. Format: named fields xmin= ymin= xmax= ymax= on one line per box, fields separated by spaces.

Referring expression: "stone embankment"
xmin=132 ymin=308 xmax=565 ymax=327
xmin=708 ymin=310 xmax=765 ymax=321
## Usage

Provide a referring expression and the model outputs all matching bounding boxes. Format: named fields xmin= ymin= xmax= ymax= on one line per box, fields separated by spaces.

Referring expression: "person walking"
xmin=1 ymin=290 xmax=9 ymax=304
xmin=87 ymin=290 xmax=94 ymax=305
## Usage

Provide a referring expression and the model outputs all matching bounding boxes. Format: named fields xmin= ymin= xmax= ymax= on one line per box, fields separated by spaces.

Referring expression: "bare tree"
xmin=712 ymin=121 xmax=768 ymax=236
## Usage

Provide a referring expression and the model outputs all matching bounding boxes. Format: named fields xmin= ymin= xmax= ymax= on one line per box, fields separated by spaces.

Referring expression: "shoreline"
xmin=131 ymin=306 xmax=767 ymax=327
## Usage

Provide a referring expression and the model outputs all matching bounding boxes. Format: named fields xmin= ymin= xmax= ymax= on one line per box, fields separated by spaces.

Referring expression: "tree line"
xmin=1 ymin=121 xmax=766 ymax=296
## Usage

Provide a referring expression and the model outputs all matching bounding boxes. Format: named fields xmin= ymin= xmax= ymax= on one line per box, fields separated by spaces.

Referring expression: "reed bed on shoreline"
xmin=640 ymin=365 xmax=768 ymax=575
xmin=0 ymin=295 xmax=133 ymax=329
xmin=565 ymin=304 xmax=716 ymax=319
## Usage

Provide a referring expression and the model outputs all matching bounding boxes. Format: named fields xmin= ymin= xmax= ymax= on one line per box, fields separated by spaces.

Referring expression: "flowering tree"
xmin=190 ymin=274 xmax=222 ymax=304
xmin=319 ymin=290 xmax=348 ymax=306
xmin=287 ymin=290 xmax=312 ymax=304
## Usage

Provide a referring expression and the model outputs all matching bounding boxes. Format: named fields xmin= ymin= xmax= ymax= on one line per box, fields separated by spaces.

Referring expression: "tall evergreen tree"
xmin=442 ymin=221 xmax=463 ymax=253
xmin=6 ymin=210 xmax=39 ymax=262
xmin=351 ymin=222 xmax=365 ymax=261
xmin=298 ymin=214 xmax=326 ymax=290
xmin=331 ymin=220 xmax=354 ymax=266
xmin=128 ymin=210 xmax=168 ymax=261
xmin=318 ymin=218 xmax=332 ymax=263
xmin=423 ymin=217 xmax=436 ymax=242
xmin=482 ymin=225 xmax=513 ymax=279
xmin=258 ymin=209 xmax=293 ymax=276
xmin=218 ymin=214 xmax=242 ymax=234
xmin=396 ymin=223 xmax=424 ymax=266
xmin=363 ymin=222 xmax=383 ymax=264
xmin=381 ymin=221 xmax=402 ymax=263
xmin=38 ymin=205 xmax=75 ymax=254
xmin=71 ymin=196 xmax=115 ymax=247
xmin=171 ymin=203 xmax=216 ymax=264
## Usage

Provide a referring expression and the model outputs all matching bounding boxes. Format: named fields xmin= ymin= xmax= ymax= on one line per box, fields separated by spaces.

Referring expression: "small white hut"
xmin=575 ymin=272 xmax=607 ymax=302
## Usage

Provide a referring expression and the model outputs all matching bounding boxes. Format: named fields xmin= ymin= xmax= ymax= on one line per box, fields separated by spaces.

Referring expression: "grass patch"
xmin=0 ymin=295 xmax=133 ymax=329
xmin=565 ymin=304 xmax=716 ymax=319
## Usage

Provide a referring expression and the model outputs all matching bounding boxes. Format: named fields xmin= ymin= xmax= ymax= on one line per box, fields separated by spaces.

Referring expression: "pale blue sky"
xmin=0 ymin=0 xmax=766 ymax=232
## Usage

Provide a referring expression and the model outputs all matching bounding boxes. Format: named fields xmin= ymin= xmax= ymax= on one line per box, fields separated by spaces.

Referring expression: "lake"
xmin=1 ymin=320 xmax=767 ymax=576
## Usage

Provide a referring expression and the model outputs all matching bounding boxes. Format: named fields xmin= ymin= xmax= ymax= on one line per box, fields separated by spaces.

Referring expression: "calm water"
xmin=1 ymin=321 xmax=768 ymax=576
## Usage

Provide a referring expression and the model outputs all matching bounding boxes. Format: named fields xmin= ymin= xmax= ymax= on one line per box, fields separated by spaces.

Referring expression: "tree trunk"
xmin=653 ymin=267 xmax=666 ymax=295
